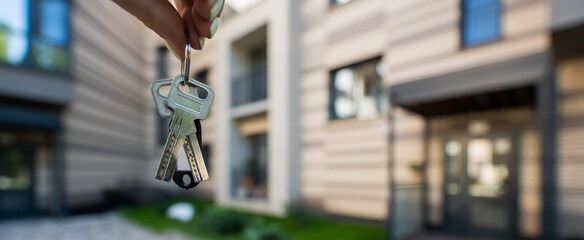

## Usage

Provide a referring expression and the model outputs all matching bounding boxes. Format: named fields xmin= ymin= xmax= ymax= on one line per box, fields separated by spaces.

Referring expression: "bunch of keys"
xmin=150 ymin=40 xmax=215 ymax=189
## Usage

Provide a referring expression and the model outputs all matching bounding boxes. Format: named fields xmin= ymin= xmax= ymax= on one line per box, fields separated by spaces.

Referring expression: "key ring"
xmin=180 ymin=37 xmax=191 ymax=85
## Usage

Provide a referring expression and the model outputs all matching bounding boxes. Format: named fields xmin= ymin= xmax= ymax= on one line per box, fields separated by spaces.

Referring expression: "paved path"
xmin=0 ymin=212 xmax=192 ymax=240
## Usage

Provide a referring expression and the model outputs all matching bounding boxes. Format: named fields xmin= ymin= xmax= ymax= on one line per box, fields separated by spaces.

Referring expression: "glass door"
xmin=0 ymin=145 xmax=35 ymax=218
xmin=443 ymin=134 xmax=517 ymax=238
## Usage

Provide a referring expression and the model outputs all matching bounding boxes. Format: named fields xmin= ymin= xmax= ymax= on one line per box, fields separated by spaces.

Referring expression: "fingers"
xmin=192 ymin=9 xmax=219 ymax=38
xmin=173 ymin=0 xmax=192 ymax=13
xmin=177 ymin=0 xmax=220 ymax=48
xmin=194 ymin=0 xmax=224 ymax=20
xmin=180 ymin=7 xmax=205 ymax=50
xmin=113 ymin=0 xmax=223 ymax=58
xmin=113 ymin=0 xmax=187 ymax=59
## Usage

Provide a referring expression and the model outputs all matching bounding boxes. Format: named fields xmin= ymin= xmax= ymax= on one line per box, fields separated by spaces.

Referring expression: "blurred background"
xmin=0 ymin=0 xmax=583 ymax=239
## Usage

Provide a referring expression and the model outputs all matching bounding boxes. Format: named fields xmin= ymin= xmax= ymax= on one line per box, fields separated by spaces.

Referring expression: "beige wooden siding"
xmin=518 ymin=128 xmax=541 ymax=237
xmin=387 ymin=0 xmax=550 ymax=85
xmin=557 ymin=56 xmax=584 ymax=237
xmin=391 ymin=108 xmax=426 ymax=237
xmin=64 ymin=0 xmax=150 ymax=206
xmin=427 ymin=108 xmax=541 ymax=238
xmin=300 ymin=0 xmax=390 ymax=220
xmin=427 ymin=134 xmax=444 ymax=226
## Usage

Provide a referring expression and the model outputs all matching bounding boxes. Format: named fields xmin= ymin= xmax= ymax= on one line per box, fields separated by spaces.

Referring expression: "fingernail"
xmin=209 ymin=18 xmax=219 ymax=38
xmin=164 ymin=41 xmax=181 ymax=60
xmin=210 ymin=0 xmax=223 ymax=20
xmin=199 ymin=37 xmax=206 ymax=49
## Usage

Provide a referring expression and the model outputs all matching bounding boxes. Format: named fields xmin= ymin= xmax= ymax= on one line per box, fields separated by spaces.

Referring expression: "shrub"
xmin=286 ymin=203 xmax=314 ymax=227
xmin=198 ymin=207 xmax=247 ymax=236
xmin=243 ymin=218 xmax=286 ymax=240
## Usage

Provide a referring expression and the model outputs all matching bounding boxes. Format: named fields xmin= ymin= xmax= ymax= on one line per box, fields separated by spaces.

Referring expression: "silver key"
xmin=151 ymin=78 xmax=199 ymax=118
xmin=151 ymin=77 xmax=205 ymax=188
xmin=154 ymin=74 xmax=214 ymax=183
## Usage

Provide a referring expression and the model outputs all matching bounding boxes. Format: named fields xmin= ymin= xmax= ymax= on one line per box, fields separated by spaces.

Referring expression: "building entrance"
xmin=443 ymin=133 xmax=518 ymax=238
xmin=0 ymin=143 xmax=35 ymax=218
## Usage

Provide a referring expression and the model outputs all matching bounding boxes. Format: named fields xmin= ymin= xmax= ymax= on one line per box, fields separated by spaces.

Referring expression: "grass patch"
xmin=121 ymin=197 xmax=386 ymax=240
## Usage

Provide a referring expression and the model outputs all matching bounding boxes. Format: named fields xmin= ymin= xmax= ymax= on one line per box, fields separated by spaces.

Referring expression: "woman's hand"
xmin=113 ymin=0 xmax=224 ymax=59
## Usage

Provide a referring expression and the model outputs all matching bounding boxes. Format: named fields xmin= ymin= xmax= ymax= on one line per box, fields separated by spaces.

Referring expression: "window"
xmin=0 ymin=0 xmax=70 ymax=72
xmin=329 ymin=58 xmax=386 ymax=120
xmin=462 ymin=0 xmax=502 ymax=47
xmin=156 ymin=46 xmax=168 ymax=78
xmin=232 ymin=44 xmax=267 ymax=106
xmin=193 ymin=69 xmax=209 ymax=99
xmin=233 ymin=133 xmax=267 ymax=200
xmin=467 ymin=138 xmax=509 ymax=197
xmin=202 ymin=145 xmax=211 ymax=172
xmin=193 ymin=69 xmax=208 ymax=84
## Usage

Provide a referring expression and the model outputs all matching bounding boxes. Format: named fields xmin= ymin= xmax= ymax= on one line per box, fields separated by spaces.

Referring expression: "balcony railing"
xmin=231 ymin=74 xmax=267 ymax=106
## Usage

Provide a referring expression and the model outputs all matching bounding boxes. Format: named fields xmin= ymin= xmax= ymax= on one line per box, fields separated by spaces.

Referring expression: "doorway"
xmin=442 ymin=133 xmax=518 ymax=238
xmin=0 ymin=143 xmax=36 ymax=218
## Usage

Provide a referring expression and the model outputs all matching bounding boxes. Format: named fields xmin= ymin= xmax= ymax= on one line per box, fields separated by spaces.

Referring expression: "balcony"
xmin=231 ymin=41 xmax=267 ymax=107
xmin=231 ymin=72 xmax=267 ymax=106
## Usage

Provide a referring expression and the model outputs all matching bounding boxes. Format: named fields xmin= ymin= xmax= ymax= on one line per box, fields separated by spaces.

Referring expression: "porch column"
xmin=538 ymin=61 xmax=558 ymax=239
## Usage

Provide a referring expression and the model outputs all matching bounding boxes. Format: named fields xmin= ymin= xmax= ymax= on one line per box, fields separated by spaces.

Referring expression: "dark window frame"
xmin=0 ymin=0 xmax=72 ymax=76
xmin=202 ymin=145 xmax=211 ymax=172
xmin=193 ymin=68 xmax=209 ymax=99
xmin=328 ymin=56 xmax=385 ymax=120
xmin=193 ymin=69 xmax=208 ymax=84
xmin=460 ymin=0 xmax=503 ymax=49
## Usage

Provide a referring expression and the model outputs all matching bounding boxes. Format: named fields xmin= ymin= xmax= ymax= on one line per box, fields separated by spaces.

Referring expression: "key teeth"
xmin=183 ymin=133 xmax=210 ymax=184
xmin=155 ymin=116 xmax=183 ymax=182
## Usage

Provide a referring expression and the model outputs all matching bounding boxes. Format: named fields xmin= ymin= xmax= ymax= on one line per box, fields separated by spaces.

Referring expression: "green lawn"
xmin=121 ymin=197 xmax=386 ymax=240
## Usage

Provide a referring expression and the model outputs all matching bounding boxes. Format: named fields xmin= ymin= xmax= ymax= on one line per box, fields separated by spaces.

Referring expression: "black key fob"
xmin=173 ymin=119 xmax=202 ymax=190
xmin=173 ymin=170 xmax=200 ymax=189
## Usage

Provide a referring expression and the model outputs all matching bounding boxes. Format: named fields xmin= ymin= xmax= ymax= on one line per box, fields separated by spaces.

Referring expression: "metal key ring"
xmin=180 ymin=37 xmax=191 ymax=85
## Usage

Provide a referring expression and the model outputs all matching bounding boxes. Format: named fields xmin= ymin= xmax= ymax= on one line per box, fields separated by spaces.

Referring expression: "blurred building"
xmin=185 ymin=0 xmax=303 ymax=215
xmin=386 ymin=0 xmax=584 ymax=239
xmin=0 ymin=0 xmax=164 ymax=217
xmin=2 ymin=0 xmax=584 ymax=239
xmin=188 ymin=0 xmax=584 ymax=239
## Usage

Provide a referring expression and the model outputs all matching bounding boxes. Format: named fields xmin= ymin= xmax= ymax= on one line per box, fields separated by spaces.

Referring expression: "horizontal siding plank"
xmin=388 ymin=33 xmax=549 ymax=84
xmin=301 ymin=69 xmax=328 ymax=90
xmin=503 ymin=0 xmax=548 ymax=38
xmin=324 ymin=151 xmax=388 ymax=165
xmin=323 ymin=198 xmax=387 ymax=220
xmin=74 ymin=1 xmax=144 ymax=59
xmin=325 ymin=28 xmax=387 ymax=70
xmin=301 ymin=89 xmax=328 ymax=111
xmin=302 ymin=110 xmax=328 ymax=130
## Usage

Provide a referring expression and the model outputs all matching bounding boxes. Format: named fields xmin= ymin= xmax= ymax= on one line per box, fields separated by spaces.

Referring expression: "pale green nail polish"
xmin=164 ymin=41 xmax=181 ymax=60
xmin=199 ymin=37 xmax=206 ymax=49
xmin=209 ymin=18 xmax=219 ymax=38
xmin=210 ymin=0 xmax=223 ymax=20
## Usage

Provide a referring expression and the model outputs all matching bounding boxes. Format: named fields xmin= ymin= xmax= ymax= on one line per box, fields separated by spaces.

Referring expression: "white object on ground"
xmin=166 ymin=202 xmax=195 ymax=222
